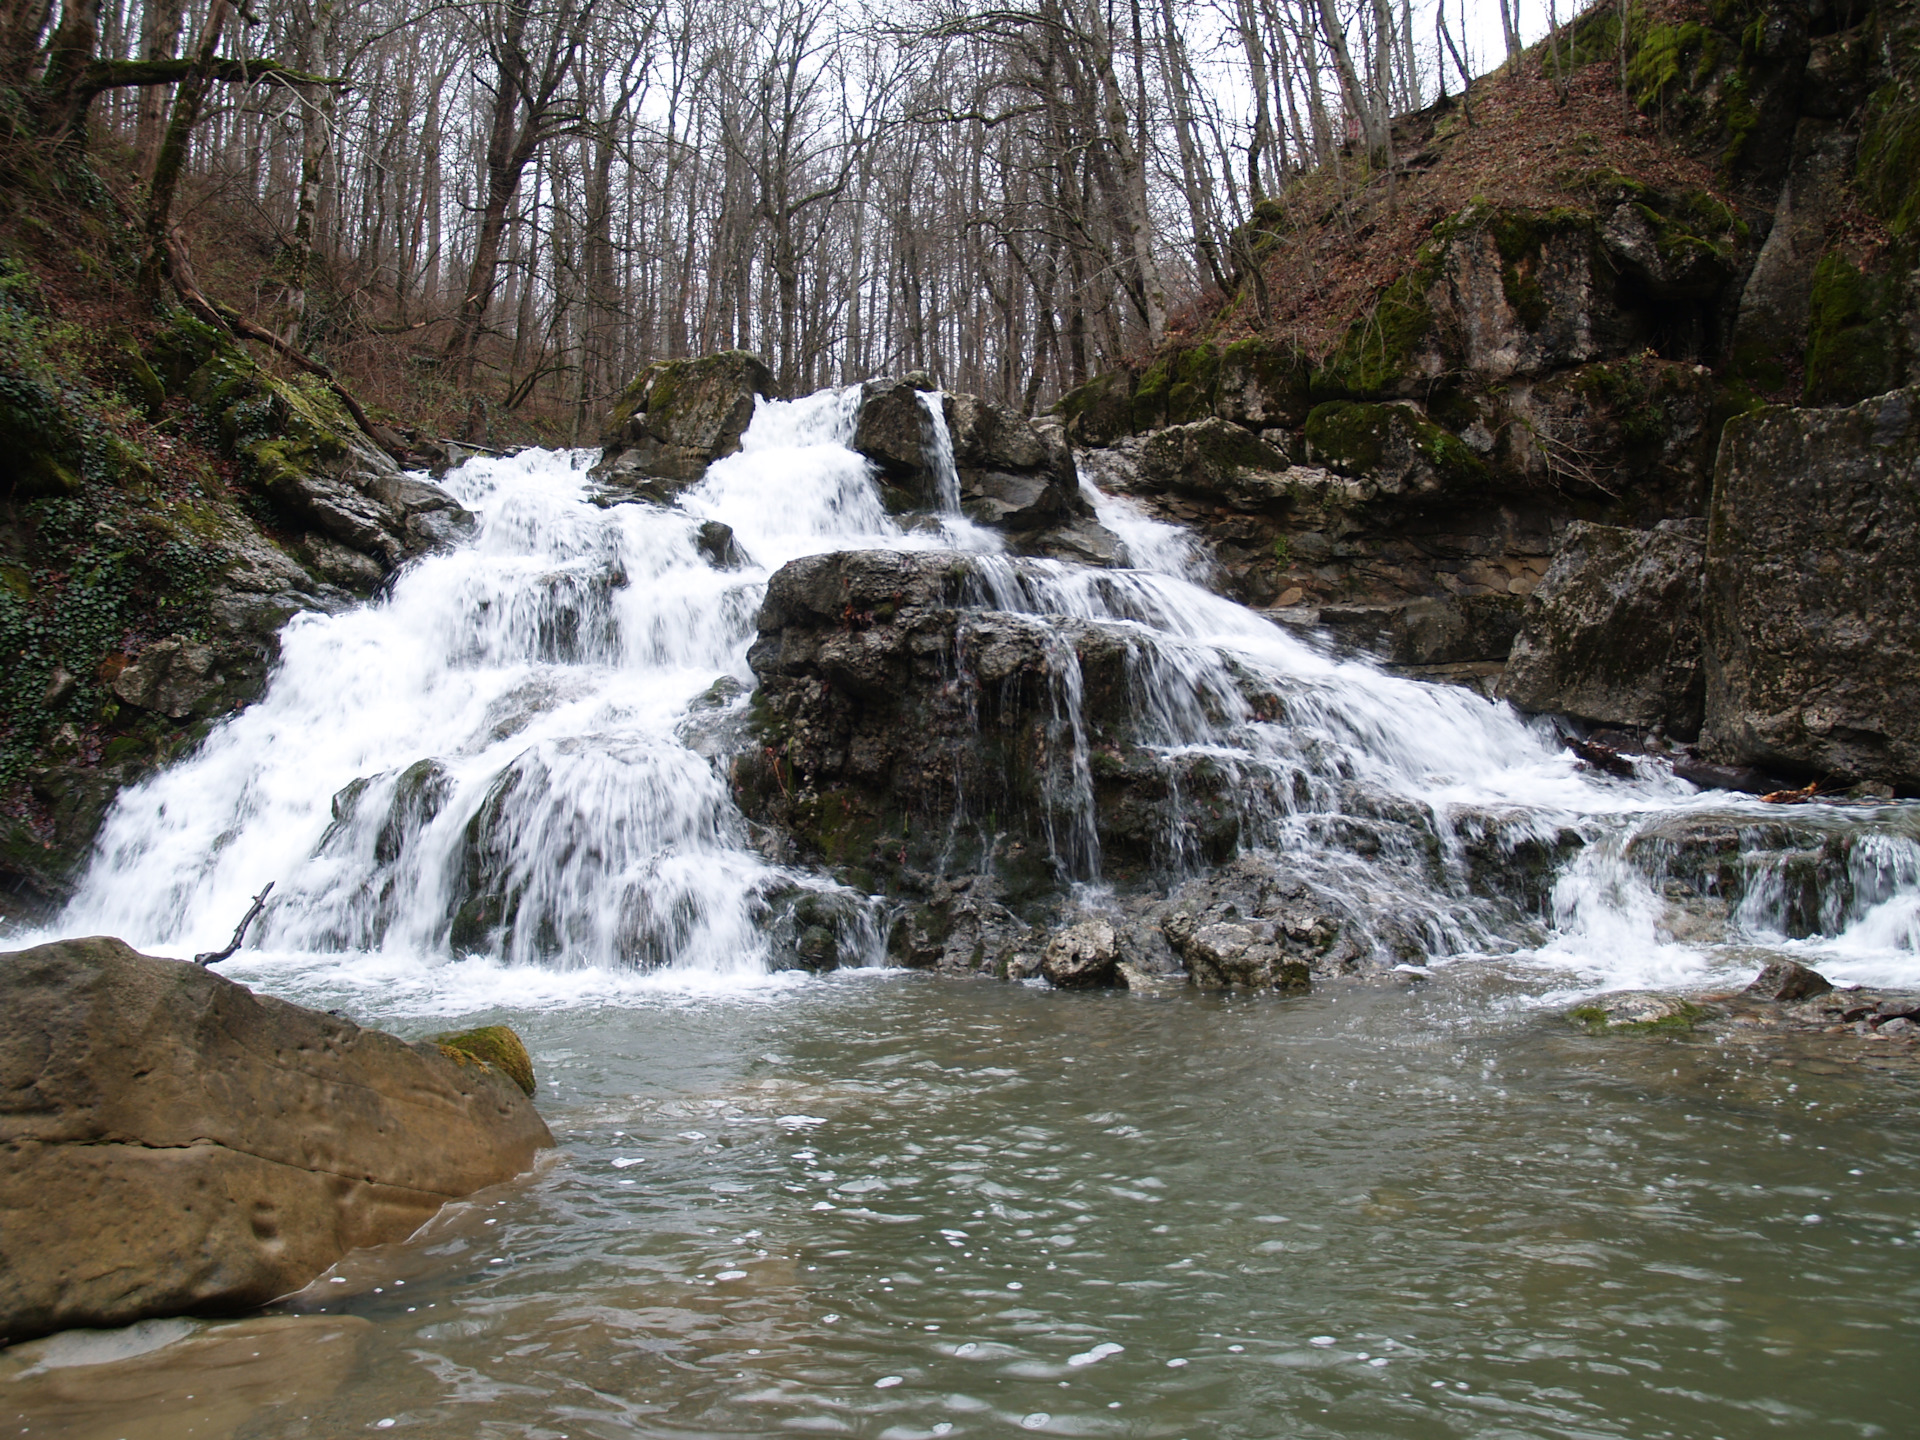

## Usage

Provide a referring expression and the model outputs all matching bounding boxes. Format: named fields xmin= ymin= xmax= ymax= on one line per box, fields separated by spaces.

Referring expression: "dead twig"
xmin=194 ymin=882 xmax=275 ymax=965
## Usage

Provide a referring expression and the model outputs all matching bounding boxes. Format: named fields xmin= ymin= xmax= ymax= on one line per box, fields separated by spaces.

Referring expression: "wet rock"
xmin=0 ymin=937 xmax=553 ymax=1343
xmin=1041 ymin=920 xmax=1119 ymax=989
xmin=853 ymin=375 xmax=939 ymax=503
xmin=110 ymin=637 xmax=223 ymax=720
xmin=1567 ymin=992 xmax=1706 ymax=1033
xmin=1744 ymin=958 xmax=1834 ymax=1002
xmin=1668 ymin=757 xmax=1777 ymax=795
xmin=1499 ymin=520 xmax=1706 ymax=737
xmin=592 ymin=351 xmax=773 ymax=495
xmin=697 ymin=520 xmax=745 ymax=568
xmin=1164 ymin=915 xmax=1310 ymax=992
xmin=1704 ymin=387 xmax=1920 ymax=785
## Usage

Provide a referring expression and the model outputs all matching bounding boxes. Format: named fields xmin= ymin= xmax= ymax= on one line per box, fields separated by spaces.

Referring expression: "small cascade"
xmin=40 ymin=383 xmax=1920 ymax=994
xmin=917 ymin=389 xmax=962 ymax=514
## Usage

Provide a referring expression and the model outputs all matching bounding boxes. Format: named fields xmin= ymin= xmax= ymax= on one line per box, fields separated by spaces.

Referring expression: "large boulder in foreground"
xmin=1498 ymin=520 xmax=1706 ymax=737
xmin=592 ymin=351 xmax=774 ymax=498
xmin=0 ymin=937 xmax=553 ymax=1344
xmin=1704 ymin=387 xmax=1920 ymax=783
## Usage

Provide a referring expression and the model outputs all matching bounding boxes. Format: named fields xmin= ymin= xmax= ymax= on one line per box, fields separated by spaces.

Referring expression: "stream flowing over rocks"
xmin=9 ymin=366 xmax=1920 ymax=1439
xmin=27 ymin=370 xmax=1920 ymax=1002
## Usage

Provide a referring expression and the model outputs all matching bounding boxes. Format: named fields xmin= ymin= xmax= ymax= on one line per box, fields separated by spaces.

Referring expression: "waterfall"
xmin=40 ymin=386 xmax=1920 ymax=994
xmin=918 ymin=389 xmax=962 ymax=514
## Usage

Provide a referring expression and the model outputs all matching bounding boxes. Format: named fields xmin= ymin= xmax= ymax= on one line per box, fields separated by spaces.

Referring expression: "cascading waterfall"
xmin=40 ymin=385 xmax=1920 ymax=993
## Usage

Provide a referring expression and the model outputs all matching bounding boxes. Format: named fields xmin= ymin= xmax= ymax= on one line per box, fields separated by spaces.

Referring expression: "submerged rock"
xmin=0 ymin=937 xmax=553 ymax=1344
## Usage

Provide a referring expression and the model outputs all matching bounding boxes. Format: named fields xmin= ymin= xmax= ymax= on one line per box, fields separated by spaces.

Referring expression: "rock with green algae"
xmin=0 ymin=936 xmax=552 ymax=1345
xmin=431 ymin=1023 xmax=538 ymax=1096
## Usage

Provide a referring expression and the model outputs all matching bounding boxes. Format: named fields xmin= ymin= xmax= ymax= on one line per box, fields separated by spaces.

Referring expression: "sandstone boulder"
xmin=0 ymin=937 xmax=553 ymax=1344
xmin=592 ymin=351 xmax=773 ymax=497
xmin=1498 ymin=520 xmax=1706 ymax=737
xmin=1703 ymin=387 xmax=1920 ymax=784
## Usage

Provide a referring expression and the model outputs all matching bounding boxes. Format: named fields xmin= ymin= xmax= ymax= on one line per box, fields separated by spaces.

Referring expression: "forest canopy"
xmin=2 ymin=0 xmax=1555 ymax=435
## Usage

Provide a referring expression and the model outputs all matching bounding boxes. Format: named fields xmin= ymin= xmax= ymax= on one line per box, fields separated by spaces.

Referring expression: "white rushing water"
xmin=42 ymin=386 xmax=1920 ymax=996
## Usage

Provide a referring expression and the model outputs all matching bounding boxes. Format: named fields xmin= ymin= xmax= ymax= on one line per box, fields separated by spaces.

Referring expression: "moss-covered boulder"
xmin=592 ymin=351 xmax=774 ymax=497
xmin=1056 ymin=367 xmax=1139 ymax=447
xmin=1303 ymin=401 xmax=1488 ymax=496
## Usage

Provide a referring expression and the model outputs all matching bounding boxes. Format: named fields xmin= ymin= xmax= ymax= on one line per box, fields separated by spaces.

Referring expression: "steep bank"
xmin=1051 ymin=0 xmax=1920 ymax=783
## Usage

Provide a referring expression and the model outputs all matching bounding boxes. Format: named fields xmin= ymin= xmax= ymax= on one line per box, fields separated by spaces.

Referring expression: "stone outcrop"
xmin=734 ymin=549 xmax=1249 ymax=919
xmin=0 ymin=937 xmax=553 ymax=1344
xmin=592 ymin=351 xmax=774 ymax=499
xmin=1703 ymin=387 xmax=1920 ymax=784
xmin=850 ymin=378 xmax=1122 ymax=563
xmin=1498 ymin=520 xmax=1707 ymax=737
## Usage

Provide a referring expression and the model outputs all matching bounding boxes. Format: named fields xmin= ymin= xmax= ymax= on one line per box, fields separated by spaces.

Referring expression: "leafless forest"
xmin=6 ymin=0 xmax=1550 ymax=432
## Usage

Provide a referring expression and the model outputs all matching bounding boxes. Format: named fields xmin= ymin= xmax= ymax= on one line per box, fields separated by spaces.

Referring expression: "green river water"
xmin=11 ymin=966 xmax=1914 ymax=1440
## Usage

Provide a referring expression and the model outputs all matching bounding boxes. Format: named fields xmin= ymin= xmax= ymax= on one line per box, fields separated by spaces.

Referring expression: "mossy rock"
xmin=1568 ymin=997 xmax=1705 ymax=1036
xmin=1055 ymin=368 xmax=1138 ymax=446
xmin=1216 ymin=338 xmax=1314 ymax=427
xmin=0 ymin=374 xmax=84 ymax=498
xmin=431 ymin=1024 xmax=537 ymax=1096
xmin=1164 ymin=345 xmax=1221 ymax=425
xmin=1859 ymin=73 xmax=1920 ymax=237
xmin=1803 ymin=251 xmax=1900 ymax=407
xmin=1311 ymin=250 xmax=1442 ymax=398
xmin=1131 ymin=355 xmax=1174 ymax=431
xmin=1303 ymin=401 xmax=1487 ymax=491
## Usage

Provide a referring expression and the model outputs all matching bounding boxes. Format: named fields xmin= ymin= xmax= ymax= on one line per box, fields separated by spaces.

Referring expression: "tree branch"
xmin=76 ymin=56 xmax=344 ymax=101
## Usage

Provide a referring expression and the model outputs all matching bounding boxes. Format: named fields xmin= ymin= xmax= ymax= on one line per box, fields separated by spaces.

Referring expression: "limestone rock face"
xmin=1704 ymin=387 xmax=1920 ymax=783
xmin=1498 ymin=520 xmax=1706 ymax=737
xmin=592 ymin=351 xmax=774 ymax=497
xmin=0 ymin=937 xmax=553 ymax=1344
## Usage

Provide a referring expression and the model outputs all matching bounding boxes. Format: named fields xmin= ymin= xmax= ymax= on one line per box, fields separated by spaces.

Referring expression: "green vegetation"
xmin=432 ymin=1025 xmax=537 ymax=1096
xmin=1304 ymin=400 xmax=1488 ymax=490
xmin=1803 ymin=252 xmax=1898 ymax=407
xmin=1312 ymin=246 xmax=1442 ymax=398
xmin=1858 ymin=66 xmax=1920 ymax=238
xmin=1568 ymin=1000 xmax=1705 ymax=1036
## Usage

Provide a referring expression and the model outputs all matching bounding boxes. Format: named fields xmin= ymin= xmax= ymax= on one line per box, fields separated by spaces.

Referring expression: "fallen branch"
xmin=194 ymin=882 xmax=275 ymax=966
xmin=1564 ymin=735 xmax=1636 ymax=778
xmin=165 ymin=236 xmax=410 ymax=465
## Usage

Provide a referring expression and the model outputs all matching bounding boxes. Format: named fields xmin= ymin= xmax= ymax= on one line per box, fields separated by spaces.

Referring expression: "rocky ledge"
xmin=0 ymin=937 xmax=553 ymax=1344
xmin=1568 ymin=959 xmax=1920 ymax=1065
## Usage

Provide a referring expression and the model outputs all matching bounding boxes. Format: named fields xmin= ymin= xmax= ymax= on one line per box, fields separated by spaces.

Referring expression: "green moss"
xmin=431 ymin=1024 xmax=537 ymax=1096
xmin=1627 ymin=22 xmax=1712 ymax=108
xmin=1858 ymin=70 xmax=1920 ymax=237
xmin=1568 ymin=1000 xmax=1705 ymax=1036
xmin=1055 ymin=368 xmax=1138 ymax=444
xmin=1132 ymin=356 xmax=1173 ymax=430
xmin=1312 ymin=249 xmax=1441 ymax=398
xmin=1803 ymin=251 xmax=1897 ymax=406
xmin=1304 ymin=400 xmax=1488 ymax=489
xmin=1165 ymin=345 xmax=1220 ymax=424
